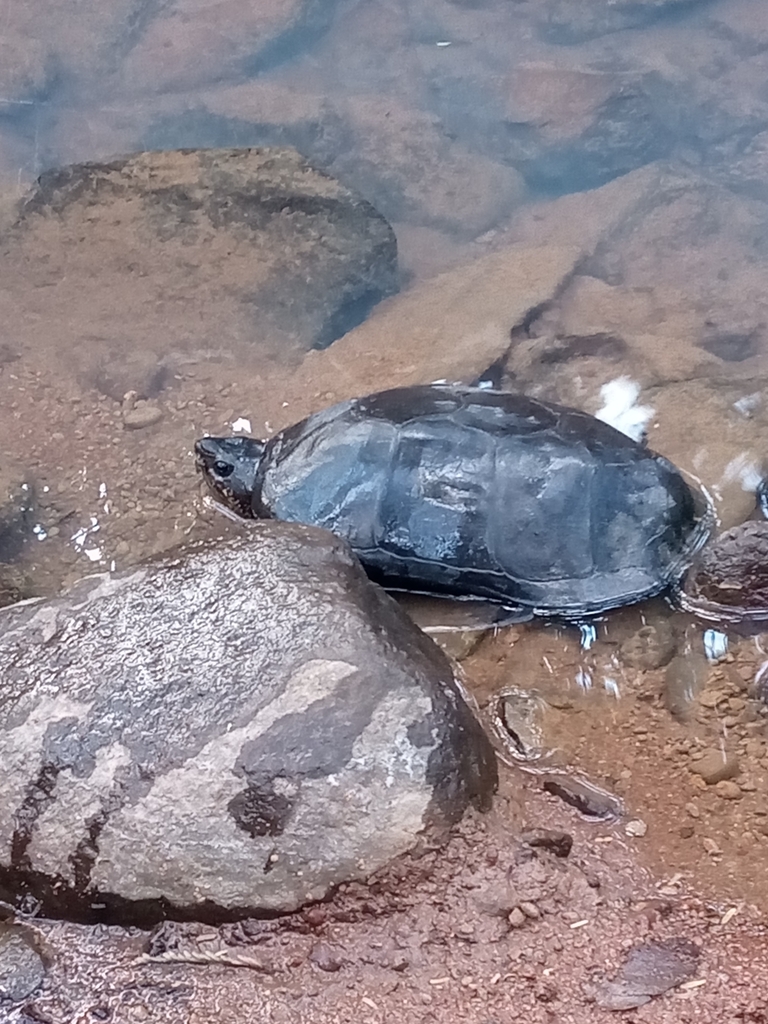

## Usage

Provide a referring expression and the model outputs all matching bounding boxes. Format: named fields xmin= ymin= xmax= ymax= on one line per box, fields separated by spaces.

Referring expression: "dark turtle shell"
xmin=196 ymin=385 xmax=712 ymax=618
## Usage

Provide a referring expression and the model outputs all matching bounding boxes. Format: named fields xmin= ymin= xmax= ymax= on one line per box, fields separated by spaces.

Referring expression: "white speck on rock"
xmin=721 ymin=453 xmax=763 ymax=493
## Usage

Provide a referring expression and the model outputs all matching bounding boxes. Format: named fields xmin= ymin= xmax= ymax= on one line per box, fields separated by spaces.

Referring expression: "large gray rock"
xmin=0 ymin=521 xmax=496 ymax=924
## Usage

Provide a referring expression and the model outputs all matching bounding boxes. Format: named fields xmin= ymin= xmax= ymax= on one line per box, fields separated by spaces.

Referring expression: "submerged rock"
xmin=116 ymin=0 xmax=335 ymax=95
xmin=0 ymin=521 xmax=496 ymax=924
xmin=539 ymin=0 xmax=708 ymax=43
xmin=620 ymin=621 xmax=677 ymax=670
xmin=682 ymin=521 xmax=768 ymax=627
xmin=293 ymin=244 xmax=582 ymax=403
xmin=327 ymin=97 xmax=525 ymax=237
xmin=502 ymin=67 xmax=671 ymax=193
xmin=541 ymin=774 xmax=624 ymax=821
xmin=0 ymin=147 xmax=398 ymax=387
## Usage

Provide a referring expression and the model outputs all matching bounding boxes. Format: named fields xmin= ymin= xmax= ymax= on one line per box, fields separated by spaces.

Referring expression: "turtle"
xmin=194 ymin=384 xmax=716 ymax=621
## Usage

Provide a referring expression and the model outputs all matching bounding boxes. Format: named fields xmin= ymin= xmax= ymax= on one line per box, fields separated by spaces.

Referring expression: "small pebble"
xmin=520 ymin=828 xmax=573 ymax=858
xmin=625 ymin=819 xmax=647 ymax=838
xmin=121 ymin=390 xmax=138 ymax=413
xmin=715 ymin=780 xmax=742 ymax=801
xmin=685 ymin=802 xmax=700 ymax=819
xmin=619 ymin=623 xmax=676 ymax=670
xmin=699 ymin=690 xmax=725 ymax=709
xmin=520 ymin=902 xmax=540 ymax=920
xmin=689 ymin=749 xmax=740 ymax=785
xmin=123 ymin=403 xmax=163 ymax=430
xmin=541 ymin=775 xmax=623 ymax=821
xmin=508 ymin=907 xmax=526 ymax=928
xmin=309 ymin=942 xmax=344 ymax=973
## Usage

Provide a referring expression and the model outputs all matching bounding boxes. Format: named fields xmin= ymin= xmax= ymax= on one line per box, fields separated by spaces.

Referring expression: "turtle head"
xmin=194 ymin=436 xmax=265 ymax=517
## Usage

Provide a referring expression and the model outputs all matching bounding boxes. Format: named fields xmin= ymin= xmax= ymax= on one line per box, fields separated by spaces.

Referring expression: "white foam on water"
xmin=603 ymin=677 xmax=621 ymax=699
xmin=595 ymin=377 xmax=654 ymax=442
xmin=721 ymin=453 xmax=763 ymax=493
xmin=71 ymin=515 xmax=103 ymax=563
xmin=579 ymin=624 xmax=597 ymax=650
xmin=575 ymin=668 xmax=592 ymax=691
xmin=703 ymin=629 xmax=728 ymax=662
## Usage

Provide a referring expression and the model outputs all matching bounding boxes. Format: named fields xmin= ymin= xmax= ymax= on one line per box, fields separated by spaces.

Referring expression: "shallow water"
xmin=2 ymin=0 xmax=768 ymax=946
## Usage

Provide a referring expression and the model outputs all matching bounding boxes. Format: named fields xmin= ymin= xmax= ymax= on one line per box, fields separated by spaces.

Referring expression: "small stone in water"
xmin=625 ymin=819 xmax=647 ymax=838
xmin=520 ymin=901 xmax=540 ymax=919
xmin=123 ymin=403 xmax=163 ymax=429
xmin=689 ymin=749 xmax=740 ymax=785
xmin=620 ymin=623 xmax=676 ymax=670
xmin=541 ymin=775 xmax=623 ymax=821
xmin=714 ymin=780 xmax=742 ymax=800
xmin=519 ymin=828 xmax=573 ymax=858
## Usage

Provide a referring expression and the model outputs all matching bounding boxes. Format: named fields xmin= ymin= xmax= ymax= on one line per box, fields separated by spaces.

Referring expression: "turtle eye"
xmin=213 ymin=460 xmax=234 ymax=478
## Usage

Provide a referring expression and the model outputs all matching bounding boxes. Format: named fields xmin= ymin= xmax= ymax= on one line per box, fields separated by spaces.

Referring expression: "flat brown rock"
xmin=294 ymin=244 xmax=582 ymax=404
xmin=0 ymin=146 xmax=398 ymax=398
